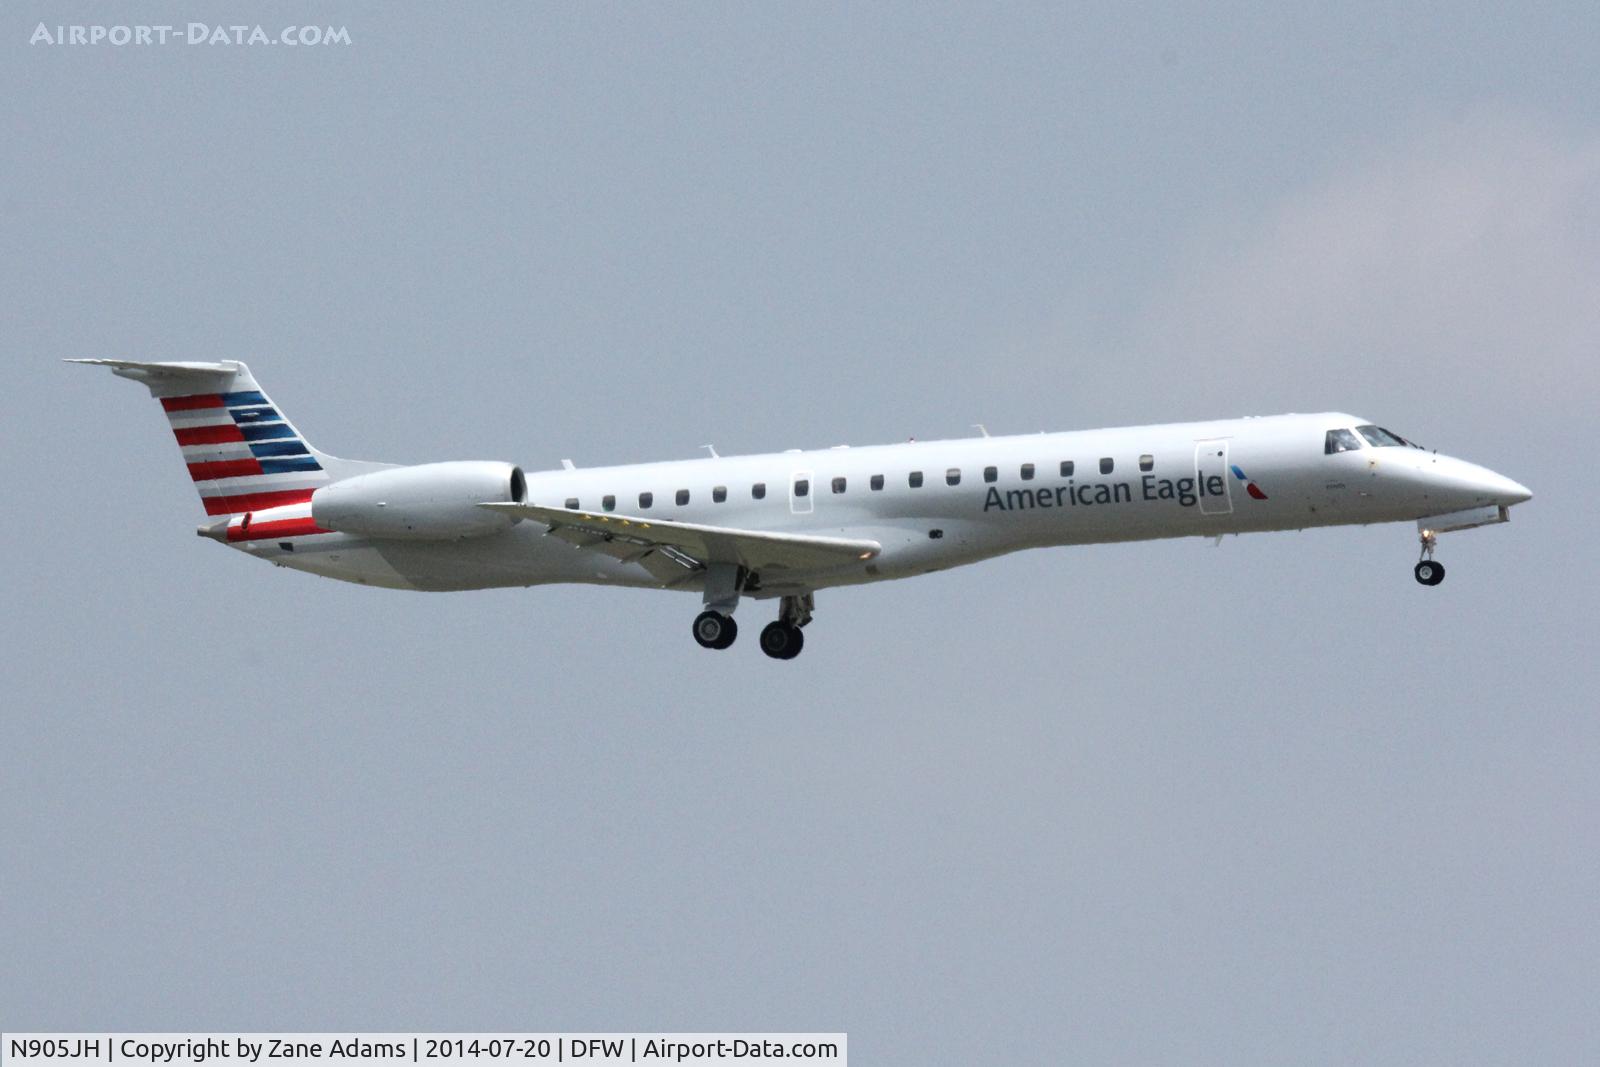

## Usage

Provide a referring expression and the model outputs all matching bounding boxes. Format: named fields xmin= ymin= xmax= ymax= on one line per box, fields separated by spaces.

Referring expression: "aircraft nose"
xmin=1468 ymin=466 xmax=1532 ymax=506
xmin=1421 ymin=456 xmax=1532 ymax=508
xmin=1494 ymin=474 xmax=1533 ymax=505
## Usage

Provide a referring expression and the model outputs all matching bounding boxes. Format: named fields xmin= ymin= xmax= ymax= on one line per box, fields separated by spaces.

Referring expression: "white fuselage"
xmin=238 ymin=412 xmax=1531 ymax=596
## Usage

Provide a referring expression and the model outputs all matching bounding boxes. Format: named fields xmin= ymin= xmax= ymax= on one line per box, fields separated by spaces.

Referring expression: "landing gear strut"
xmin=692 ymin=562 xmax=745 ymax=649
xmin=1414 ymin=529 xmax=1445 ymax=586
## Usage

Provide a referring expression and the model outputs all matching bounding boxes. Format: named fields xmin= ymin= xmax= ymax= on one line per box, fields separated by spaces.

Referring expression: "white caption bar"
xmin=2 ymin=1036 xmax=845 ymax=1067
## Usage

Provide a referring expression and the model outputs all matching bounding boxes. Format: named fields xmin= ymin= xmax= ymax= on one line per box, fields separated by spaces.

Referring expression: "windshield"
xmin=1325 ymin=428 xmax=1363 ymax=454
xmin=1356 ymin=424 xmax=1409 ymax=448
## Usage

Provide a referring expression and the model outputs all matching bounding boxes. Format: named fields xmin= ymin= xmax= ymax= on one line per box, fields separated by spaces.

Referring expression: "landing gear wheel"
xmin=693 ymin=610 xmax=738 ymax=649
xmin=1414 ymin=560 xmax=1445 ymax=586
xmin=759 ymin=621 xmax=805 ymax=660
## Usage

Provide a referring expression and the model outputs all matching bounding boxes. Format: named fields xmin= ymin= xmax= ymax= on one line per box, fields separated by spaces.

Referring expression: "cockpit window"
xmin=1325 ymin=428 xmax=1363 ymax=454
xmin=1356 ymin=424 xmax=1408 ymax=448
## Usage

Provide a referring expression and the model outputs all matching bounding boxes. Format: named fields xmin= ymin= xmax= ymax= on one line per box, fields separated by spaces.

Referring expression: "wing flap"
xmin=544 ymin=523 xmax=700 ymax=583
xmin=481 ymin=501 xmax=879 ymax=573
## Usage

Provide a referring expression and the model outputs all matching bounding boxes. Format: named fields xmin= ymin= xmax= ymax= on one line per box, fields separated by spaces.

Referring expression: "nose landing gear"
xmin=1414 ymin=560 xmax=1445 ymax=586
xmin=1414 ymin=529 xmax=1445 ymax=586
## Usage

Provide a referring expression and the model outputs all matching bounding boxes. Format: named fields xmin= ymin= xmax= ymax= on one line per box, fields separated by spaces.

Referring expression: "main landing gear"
xmin=692 ymin=610 xmax=738 ymax=649
xmin=760 ymin=621 xmax=804 ymax=660
xmin=689 ymin=572 xmax=813 ymax=660
xmin=756 ymin=593 xmax=812 ymax=660
xmin=1414 ymin=528 xmax=1446 ymax=586
xmin=763 ymin=593 xmax=813 ymax=660
xmin=693 ymin=562 xmax=744 ymax=650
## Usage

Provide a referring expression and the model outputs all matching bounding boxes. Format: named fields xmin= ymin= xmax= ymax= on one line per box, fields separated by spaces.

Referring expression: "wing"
xmin=479 ymin=501 xmax=879 ymax=583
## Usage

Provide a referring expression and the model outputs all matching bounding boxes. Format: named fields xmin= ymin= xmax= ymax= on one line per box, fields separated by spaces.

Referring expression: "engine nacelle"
xmin=311 ymin=461 xmax=526 ymax=541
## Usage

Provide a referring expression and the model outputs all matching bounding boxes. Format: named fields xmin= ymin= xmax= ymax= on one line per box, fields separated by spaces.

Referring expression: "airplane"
xmin=72 ymin=359 xmax=1532 ymax=659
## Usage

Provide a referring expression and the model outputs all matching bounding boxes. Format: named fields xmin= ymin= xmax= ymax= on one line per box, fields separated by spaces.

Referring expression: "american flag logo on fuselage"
xmin=161 ymin=390 xmax=330 ymax=515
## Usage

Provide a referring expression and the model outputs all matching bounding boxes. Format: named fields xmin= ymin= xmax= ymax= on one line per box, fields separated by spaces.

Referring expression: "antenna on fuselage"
xmin=701 ymin=444 xmax=720 ymax=458
xmin=972 ymin=423 xmax=990 ymax=438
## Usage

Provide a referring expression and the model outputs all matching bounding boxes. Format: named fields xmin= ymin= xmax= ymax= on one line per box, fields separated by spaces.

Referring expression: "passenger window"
xmin=602 ymin=495 xmax=616 ymax=512
xmin=832 ymin=477 xmax=846 ymax=494
xmin=676 ymin=489 xmax=690 ymax=505
xmin=1325 ymin=428 xmax=1362 ymax=454
xmin=1021 ymin=463 xmax=1035 ymax=481
xmin=1099 ymin=457 xmax=1114 ymax=475
xmin=564 ymin=497 xmax=579 ymax=510
xmin=713 ymin=486 xmax=727 ymax=503
xmin=1060 ymin=460 xmax=1074 ymax=477
xmin=1139 ymin=454 xmax=1154 ymax=472
xmin=946 ymin=468 xmax=961 ymax=486
xmin=909 ymin=471 xmax=924 ymax=488
xmin=870 ymin=474 xmax=884 ymax=491
xmin=983 ymin=466 xmax=998 ymax=483
xmin=794 ymin=478 xmax=809 ymax=498
xmin=638 ymin=492 xmax=653 ymax=509
xmin=752 ymin=482 xmax=766 ymax=499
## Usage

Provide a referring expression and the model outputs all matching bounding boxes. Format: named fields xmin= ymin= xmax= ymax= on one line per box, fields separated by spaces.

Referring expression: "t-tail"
xmin=67 ymin=359 xmax=387 ymax=542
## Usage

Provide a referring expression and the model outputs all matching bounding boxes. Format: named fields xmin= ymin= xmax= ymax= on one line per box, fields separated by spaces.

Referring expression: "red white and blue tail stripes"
xmin=161 ymin=388 xmax=331 ymax=517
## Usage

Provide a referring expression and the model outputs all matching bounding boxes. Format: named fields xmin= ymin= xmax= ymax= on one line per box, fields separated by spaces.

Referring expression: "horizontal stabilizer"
xmin=479 ymin=501 xmax=880 ymax=574
xmin=67 ymin=359 xmax=240 ymax=371
xmin=66 ymin=358 xmax=244 ymax=397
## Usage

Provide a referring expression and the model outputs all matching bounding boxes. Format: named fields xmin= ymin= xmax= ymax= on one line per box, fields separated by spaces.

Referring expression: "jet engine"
xmin=311 ymin=461 xmax=526 ymax=540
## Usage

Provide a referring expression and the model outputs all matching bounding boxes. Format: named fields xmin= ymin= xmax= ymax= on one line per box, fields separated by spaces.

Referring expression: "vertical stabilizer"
xmin=67 ymin=359 xmax=380 ymax=517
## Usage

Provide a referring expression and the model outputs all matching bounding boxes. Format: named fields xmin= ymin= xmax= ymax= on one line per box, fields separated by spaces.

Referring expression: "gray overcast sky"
xmin=3 ymin=3 xmax=1597 ymax=1063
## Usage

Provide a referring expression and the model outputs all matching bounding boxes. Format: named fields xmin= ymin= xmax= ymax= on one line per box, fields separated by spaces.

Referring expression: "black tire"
xmin=760 ymin=621 xmax=799 ymax=659
xmin=760 ymin=622 xmax=804 ymax=660
xmin=693 ymin=610 xmax=734 ymax=649
xmin=1414 ymin=561 xmax=1445 ymax=586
